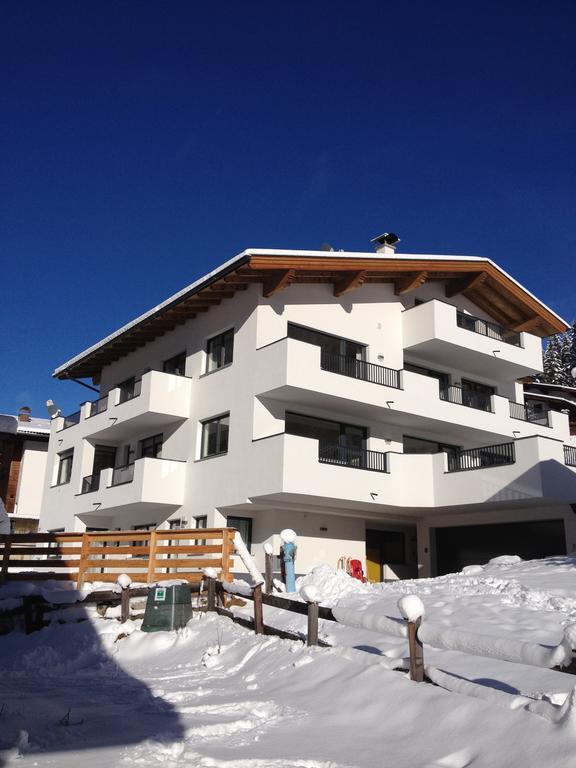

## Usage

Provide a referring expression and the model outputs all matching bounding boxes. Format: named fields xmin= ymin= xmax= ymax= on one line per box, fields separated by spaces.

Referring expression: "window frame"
xmin=204 ymin=328 xmax=234 ymax=374
xmin=227 ymin=515 xmax=253 ymax=552
xmin=56 ymin=449 xmax=74 ymax=486
xmin=200 ymin=414 xmax=230 ymax=459
xmin=138 ymin=433 xmax=163 ymax=460
xmin=163 ymin=351 xmax=187 ymax=377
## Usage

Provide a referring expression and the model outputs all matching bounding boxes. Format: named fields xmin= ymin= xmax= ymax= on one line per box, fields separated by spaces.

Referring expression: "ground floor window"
xmin=227 ymin=516 xmax=252 ymax=551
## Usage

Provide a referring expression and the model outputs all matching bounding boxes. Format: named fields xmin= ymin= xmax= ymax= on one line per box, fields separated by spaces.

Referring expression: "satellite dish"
xmin=46 ymin=399 xmax=61 ymax=419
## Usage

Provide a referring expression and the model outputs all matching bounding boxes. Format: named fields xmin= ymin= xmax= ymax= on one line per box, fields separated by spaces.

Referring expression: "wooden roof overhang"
xmin=55 ymin=252 xmax=567 ymax=381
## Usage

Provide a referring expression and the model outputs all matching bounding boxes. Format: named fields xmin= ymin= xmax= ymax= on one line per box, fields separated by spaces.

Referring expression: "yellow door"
xmin=366 ymin=544 xmax=381 ymax=582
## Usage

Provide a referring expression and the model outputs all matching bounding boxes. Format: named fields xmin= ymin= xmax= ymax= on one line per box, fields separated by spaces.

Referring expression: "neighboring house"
xmin=522 ymin=381 xmax=576 ymax=438
xmin=0 ymin=407 xmax=50 ymax=533
xmin=39 ymin=238 xmax=576 ymax=578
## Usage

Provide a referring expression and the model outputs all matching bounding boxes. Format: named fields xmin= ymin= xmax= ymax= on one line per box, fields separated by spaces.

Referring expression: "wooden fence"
xmin=0 ymin=528 xmax=235 ymax=588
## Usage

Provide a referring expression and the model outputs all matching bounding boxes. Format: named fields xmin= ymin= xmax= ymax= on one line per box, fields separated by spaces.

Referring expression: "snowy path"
xmin=3 ymin=613 xmax=576 ymax=768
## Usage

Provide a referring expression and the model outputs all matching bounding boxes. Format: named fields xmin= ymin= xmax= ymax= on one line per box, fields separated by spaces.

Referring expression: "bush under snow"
xmin=295 ymin=564 xmax=372 ymax=606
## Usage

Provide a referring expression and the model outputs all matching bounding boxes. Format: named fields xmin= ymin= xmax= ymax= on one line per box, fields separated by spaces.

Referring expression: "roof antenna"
xmin=371 ymin=232 xmax=400 ymax=254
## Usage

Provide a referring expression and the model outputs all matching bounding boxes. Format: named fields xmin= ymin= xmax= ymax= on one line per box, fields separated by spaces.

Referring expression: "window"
xmin=201 ymin=415 xmax=229 ymax=458
xmin=169 ymin=518 xmax=186 ymax=530
xmin=132 ymin=523 xmax=157 ymax=553
xmin=206 ymin=329 xmax=234 ymax=373
xmin=287 ymin=323 xmax=365 ymax=360
xmin=56 ymin=449 xmax=74 ymax=486
xmin=48 ymin=527 xmax=65 ymax=559
xmin=118 ymin=377 xmax=142 ymax=404
xmin=163 ymin=351 xmax=186 ymax=377
xmin=118 ymin=444 xmax=135 ymax=468
xmin=285 ymin=412 xmax=366 ymax=451
xmin=227 ymin=516 xmax=252 ymax=551
xmin=139 ymin=433 xmax=163 ymax=459
xmin=403 ymin=435 xmax=459 ymax=457
xmin=194 ymin=515 xmax=208 ymax=546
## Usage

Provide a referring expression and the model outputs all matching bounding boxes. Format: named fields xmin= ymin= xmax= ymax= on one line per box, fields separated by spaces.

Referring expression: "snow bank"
xmin=295 ymin=564 xmax=372 ymax=606
xmin=332 ymin=605 xmax=407 ymax=638
xmin=299 ymin=584 xmax=320 ymax=603
xmin=223 ymin=579 xmax=254 ymax=598
xmin=203 ymin=567 xmax=219 ymax=579
xmin=419 ymin=623 xmax=572 ymax=668
xmin=117 ymin=573 xmax=132 ymax=589
xmin=489 ymin=555 xmax=523 ymax=566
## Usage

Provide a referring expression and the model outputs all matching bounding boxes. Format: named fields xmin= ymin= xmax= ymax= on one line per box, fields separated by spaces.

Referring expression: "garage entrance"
xmin=435 ymin=519 xmax=566 ymax=575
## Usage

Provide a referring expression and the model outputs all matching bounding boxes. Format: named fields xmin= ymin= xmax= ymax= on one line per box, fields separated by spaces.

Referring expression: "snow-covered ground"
xmin=3 ymin=555 xmax=576 ymax=767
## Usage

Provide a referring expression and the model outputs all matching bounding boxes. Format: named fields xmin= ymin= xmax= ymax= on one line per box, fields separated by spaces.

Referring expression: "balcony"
xmin=446 ymin=442 xmax=515 ymax=472
xmin=318 ymin=444 xmax=389 ymax=473
xmin=241 ymin=432 xmax=576 ymax=513
xmin=440 ymin=384 xmax=493 ymax=413
xmin=74 ymin=457 xmax=186 ymax=518
xmin=320 ymin=351 xmax=402 ymax=390
xmin=403 ymin=300 xmax=543 ymax=379
xmin=254 ymin=337 xmax=567 ymax=444
xmin=509 ymin=401 xmax=551 ymax=427
xmin=564 ymin=445 xmax=576 ymax=467
xmin=56 ymin=370 xmax=192 ymax=442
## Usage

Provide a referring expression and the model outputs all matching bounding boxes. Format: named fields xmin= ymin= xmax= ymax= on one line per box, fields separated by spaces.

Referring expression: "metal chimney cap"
xmin=371 ymin=232 xmax=400 ymax=247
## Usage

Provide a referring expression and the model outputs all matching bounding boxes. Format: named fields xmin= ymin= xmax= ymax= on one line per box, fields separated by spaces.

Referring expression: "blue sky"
xmin=1 ymin=1 xmax=575 ymax=417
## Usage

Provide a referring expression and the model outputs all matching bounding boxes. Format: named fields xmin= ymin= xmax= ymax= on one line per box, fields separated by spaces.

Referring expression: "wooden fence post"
xmin=77 ymin=533 xmax=90 ymax=589
xmin=0 ymin=536 xmax=12 ymax=585
xmin=307 ymin=601 xmax=319 ymax=647
xmin=147 ymin=530 xmax=158 ymax=584
xmin=264 ymin=551 xmax=273 ymax=593
xmin=206 ymin=577 xmax=216 ymax=612
xmin=221 ymin=529 xmax=233 ymax=583
xmin=120 ymin=587 xmax=131 ymax=624
xmin=407 ymin=617 xmax=424 ymax=682
xmin=253 ymin=583 xmax=264 ymax=634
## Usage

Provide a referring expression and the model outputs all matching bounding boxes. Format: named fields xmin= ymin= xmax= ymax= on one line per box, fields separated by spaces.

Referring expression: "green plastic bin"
xmin=141 ymin=584 xmax=192 ymax=632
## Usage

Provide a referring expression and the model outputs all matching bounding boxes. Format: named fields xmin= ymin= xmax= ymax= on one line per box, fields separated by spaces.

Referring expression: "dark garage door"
xmin=435 ymin=519 xmax=566 ymax=575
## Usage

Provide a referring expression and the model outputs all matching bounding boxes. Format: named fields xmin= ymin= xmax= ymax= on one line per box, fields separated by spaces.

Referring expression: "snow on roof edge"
xmin=53 ymin=248 xmax=569 ymax=378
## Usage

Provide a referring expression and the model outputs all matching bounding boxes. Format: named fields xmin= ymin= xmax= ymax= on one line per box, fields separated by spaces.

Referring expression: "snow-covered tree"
xmin=540 ymin=322 xmax=576 ymax=385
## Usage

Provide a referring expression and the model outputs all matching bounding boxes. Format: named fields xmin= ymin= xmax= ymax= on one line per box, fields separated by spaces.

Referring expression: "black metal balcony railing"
xmin=440 ymin=384 xmax=494 ymax=412
xmin=318 ymin=444 xmax=389 ymax=473
xmin=564 ymin=445 xmax=576 ymax=467
xmin=62 ymin=410 xmax=81 ymax=429
xmin=118 ymin=379 xmax=142 ymax=404
xmin=320 ymin=351 xmax=402 ymax=389
xmin=111 ymin=463 xmax=135 ymax=486
xmin=447 ymin=442 xmax=516 ymax=473
xmin=81 ymin=473 xmax=100 ymax=494
xmin=88 ymin=395 xmax=108 ymax=418
xmin=456 ymin=310 xmax=522 ymax=347
xmin=509 ymin=401 xmax=551 ymax=427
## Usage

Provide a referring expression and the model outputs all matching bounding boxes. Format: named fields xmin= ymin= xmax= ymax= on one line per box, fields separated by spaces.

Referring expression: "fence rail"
xmin=456 ymin=310 xmax=522 ymax=347
xmin=564 ymin=445 xmax=576 ymax=467
xmin=447 ymin=442 xmax=515 ymax=473
xmin=61 ymin=410 xmax=81 ymax=429
xmin=88 ymin=394 xmax=108 ymax=417
xmin=509 ymin=401 xmax=550 ymax=426
xmin=320 ymin=351 xmax=402 ymax=389
xmin=319 ymin=444 xmax=389 ymax=473
xmin=440 ymin=384 xmax=493 ymax=412
xmin=0 ymin=528 xmax=235 ymax=587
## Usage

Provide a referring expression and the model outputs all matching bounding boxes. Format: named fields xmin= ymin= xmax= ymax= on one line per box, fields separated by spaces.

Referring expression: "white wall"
xmin=14 ymin=440 xmax=48 ymax=519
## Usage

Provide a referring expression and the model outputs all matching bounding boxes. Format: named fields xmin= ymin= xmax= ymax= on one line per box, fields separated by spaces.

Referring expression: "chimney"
xmin=17 ymin=406 xmax=31 ymax=423
xmin=371 ymin=232 xmax=401 ymax=255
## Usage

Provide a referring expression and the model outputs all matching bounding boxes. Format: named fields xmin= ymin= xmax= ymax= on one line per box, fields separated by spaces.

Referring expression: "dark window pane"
xmin=57 ymin=450 xmax=73 ymax=485
xmin=288 ymin=323 xmax=365 ymax=360
xmin=163 ymin=352 xmax=186 ymax=376
xmin=206 ymin=330 xmax=234 ymax=373
xmin=139 ymin=434 xmax=163 ymax=459
xmin=227 ymin=516 xmax=252 ymax=550
xmin=201 ymin=415 xmax=230 ymax=457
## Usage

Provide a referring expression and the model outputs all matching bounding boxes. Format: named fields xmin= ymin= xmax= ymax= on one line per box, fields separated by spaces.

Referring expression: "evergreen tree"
xmin=540 ymin=322 xmax=576 ymax=386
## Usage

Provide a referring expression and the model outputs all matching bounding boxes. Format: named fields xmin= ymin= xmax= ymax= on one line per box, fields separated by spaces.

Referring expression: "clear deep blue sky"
xmin=1 ymin=1 xmax=575 ymax=417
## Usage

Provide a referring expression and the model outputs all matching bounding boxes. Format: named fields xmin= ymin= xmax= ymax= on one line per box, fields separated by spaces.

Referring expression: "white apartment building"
xmin=40 ymin=239 xmax=576 ymax=578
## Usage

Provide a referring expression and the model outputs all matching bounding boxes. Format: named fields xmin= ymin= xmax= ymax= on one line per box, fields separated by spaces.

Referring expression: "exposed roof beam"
xmin=445 ymin=271 xmax=488 ymax=298
xmin=263 ymin=269 xmax=296 ymax=298
xmin=394 ymin=271 xmax=428 ymax=296
xmin=511 ymin=316 xmax=542 ymax=334
xmin=333 ymin=270 xmax=367 ymax=298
